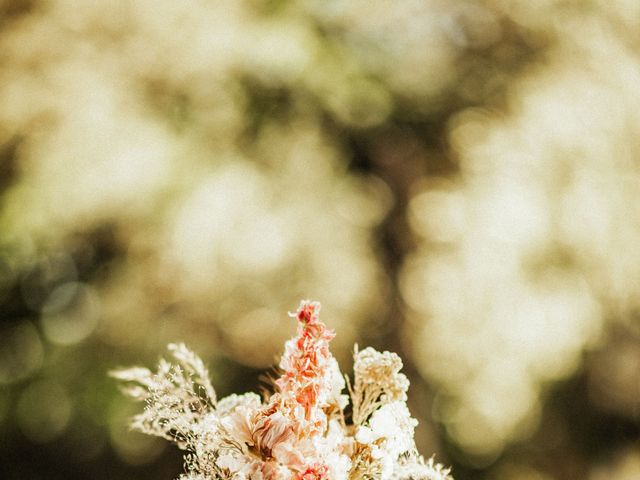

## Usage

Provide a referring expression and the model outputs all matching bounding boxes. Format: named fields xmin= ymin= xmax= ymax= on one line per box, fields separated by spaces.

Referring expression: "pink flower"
xmin=247 ymin=301 xmax=338 ymax=473
xmin=295 ymin=301 xmax=335 ymax=342
xmin=252 ymin=407 xmax=295 ymax=457
xmin=296 ymin=463 xmax=330 ymax=480
xmin=276 ymin=300 xmax=335 ymax=415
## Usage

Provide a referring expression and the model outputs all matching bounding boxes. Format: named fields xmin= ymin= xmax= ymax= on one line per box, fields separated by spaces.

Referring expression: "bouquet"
xmin=112 ymin=301 xmax=453 ymax=480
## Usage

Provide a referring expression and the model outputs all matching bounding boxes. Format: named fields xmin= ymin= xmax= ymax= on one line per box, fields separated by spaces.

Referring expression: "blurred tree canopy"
xmin=1 ymin=1 xmax=639 ymax=479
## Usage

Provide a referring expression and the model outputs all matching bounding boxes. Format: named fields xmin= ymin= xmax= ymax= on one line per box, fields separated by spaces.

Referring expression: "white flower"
xmin=327 ymin=357 xmax=349 ymax=409
xmin=350 ymin=347 xmax=411 ymax=427
xmin=313 ymin=419 xmax=352 ymax=480
xmin=218 ymin=451 xmax=249 ymax=474
xmin=370 ymin=402 xmax=417 ymax=456
xmin=218 ymin=393 xmax=262 ymax=415
xmin=219 ymin=393 xmax=261 ymax=447
xmin=354 ymin=347 xmax=410 ymax=402
xmin=392 ymin=455 xmax=453 ymax=480
xmin=355 ymin=402 xmax=418 ymax=480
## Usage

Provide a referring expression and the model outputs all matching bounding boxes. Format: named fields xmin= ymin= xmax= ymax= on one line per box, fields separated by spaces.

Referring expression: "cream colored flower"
xmin=354 ymin=347 xmax=410 ymax=402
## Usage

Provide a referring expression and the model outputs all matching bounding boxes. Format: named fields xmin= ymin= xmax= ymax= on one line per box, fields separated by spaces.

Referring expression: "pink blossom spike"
xmin=277 ymin=300 xmax=336 ymax=415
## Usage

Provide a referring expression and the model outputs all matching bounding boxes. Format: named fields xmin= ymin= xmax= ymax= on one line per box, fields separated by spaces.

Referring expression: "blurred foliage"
xmin=1 ymin=1 xmax=639 ymax=479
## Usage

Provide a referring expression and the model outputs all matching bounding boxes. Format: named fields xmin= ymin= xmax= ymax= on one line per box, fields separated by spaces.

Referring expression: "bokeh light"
xmin=16 ymin=379 xmax=72 ymax=443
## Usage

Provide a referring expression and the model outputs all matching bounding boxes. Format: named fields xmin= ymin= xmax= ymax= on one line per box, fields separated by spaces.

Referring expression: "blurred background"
xmin=1 ymin=0 xmax=639 ymax=479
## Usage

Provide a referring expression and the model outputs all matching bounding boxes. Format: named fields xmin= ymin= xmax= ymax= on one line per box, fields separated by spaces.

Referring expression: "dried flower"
xmin=350 ymin=347 xmax=410 ymax=426
xmin=111 ymin=300 xmax=452 ymax=480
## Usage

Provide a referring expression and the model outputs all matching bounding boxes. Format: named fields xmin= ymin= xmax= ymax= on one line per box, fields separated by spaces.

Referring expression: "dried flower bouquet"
xmin=112 ymin=301 xmax=452 ymax=480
